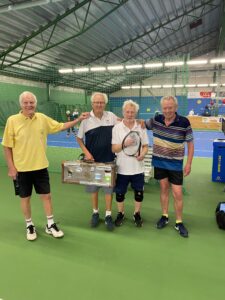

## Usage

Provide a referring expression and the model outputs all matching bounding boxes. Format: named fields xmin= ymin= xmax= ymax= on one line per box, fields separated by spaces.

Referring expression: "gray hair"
xmin=122 ymin=99 xmax=139 ymax=113
xmin=160 ymin=95 xmax=178 ymax=106
xmin=19 ymin=91 xmax=37 ymax=105
xmin=91 ymin=92 xmax=108 ymax=104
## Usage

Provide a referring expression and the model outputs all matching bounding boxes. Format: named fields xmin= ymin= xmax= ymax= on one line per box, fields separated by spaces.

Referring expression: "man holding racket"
xmin=77 ymin=92 xmax=118 ymax=231
xmin=2 ymin=91 xmax=88 ymax=241
xmin=145 ymin=96 xmax=194 ymax=238
xmin=112 ymin=100 xmax=149 ymax=227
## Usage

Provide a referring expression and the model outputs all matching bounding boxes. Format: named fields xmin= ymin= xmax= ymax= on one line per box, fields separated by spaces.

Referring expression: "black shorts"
xmin=18 ymin=168 xmax=50 ymax=198
xmin=154 ymin=167 xmax=183 ymax=185
xmin=115 ymin=173 xmax=145 ymax=194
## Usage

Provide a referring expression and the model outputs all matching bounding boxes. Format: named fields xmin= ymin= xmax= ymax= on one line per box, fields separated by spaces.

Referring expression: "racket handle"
xmin=13 ymin=176 xmax=20 ymax=196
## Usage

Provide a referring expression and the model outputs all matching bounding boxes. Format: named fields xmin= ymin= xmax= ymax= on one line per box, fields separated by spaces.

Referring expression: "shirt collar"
xmin=122 ymin=119 xmax=138 ymax=130
xmin=19 ymin=111 xmax=37 ymax=120
xmin=161 ymin=112 xmax=180 ymax=123
xmin=90 ymin=110 xmax=106 ymax=119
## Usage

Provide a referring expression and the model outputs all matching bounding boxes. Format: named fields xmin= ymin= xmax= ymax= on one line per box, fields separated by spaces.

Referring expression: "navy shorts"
xmin=18 ymin=168 xmax=50 ymax=198
xmin=115 ymin=173 xmax=145 ymax=194
xmin=154 ymin=167 xmax=183 ymax=185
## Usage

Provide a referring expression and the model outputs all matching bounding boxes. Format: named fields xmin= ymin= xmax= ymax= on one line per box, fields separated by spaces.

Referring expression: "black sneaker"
xmin=133 ymin=212 xmax=143 ymax=227
xmin=175 ymin=222 xmax=188 ymax=238
xmin=91 ymin=213 xmax=100 ymax=227
xmin=115 ymin=212 xmax=125 ymax=227
xmin=156 ymin=216 xmax=169 ymax=229
xmin=105 ymin=215 xmax=114 ymax=231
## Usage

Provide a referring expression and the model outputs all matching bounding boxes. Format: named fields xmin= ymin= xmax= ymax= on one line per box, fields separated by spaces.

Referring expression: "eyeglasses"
xmin=93 ymin=102 xmax=105 ymax=105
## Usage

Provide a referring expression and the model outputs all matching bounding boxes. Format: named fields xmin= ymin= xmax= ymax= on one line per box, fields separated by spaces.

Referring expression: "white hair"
xmin=122 ymin=99 xmax=139 ymax=113
xmin=19 ymin=91 xmax=37 ymax=105
xmin=160 ymin=95 xmax=178 ymax=106
xmin=91 ymin=92 xmax=108 ymax=104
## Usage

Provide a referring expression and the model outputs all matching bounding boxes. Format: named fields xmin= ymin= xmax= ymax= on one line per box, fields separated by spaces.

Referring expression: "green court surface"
xmin=0 ymin=158 xmax=225 ymax=300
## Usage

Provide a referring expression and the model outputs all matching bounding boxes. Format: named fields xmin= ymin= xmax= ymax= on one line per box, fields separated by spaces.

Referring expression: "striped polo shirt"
xmin=145 ymin=113 xmax=193 ymax=171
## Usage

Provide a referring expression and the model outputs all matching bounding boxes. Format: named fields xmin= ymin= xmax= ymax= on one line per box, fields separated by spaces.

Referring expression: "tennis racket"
xmin=122 ymin=131 xmax=141 ymax=156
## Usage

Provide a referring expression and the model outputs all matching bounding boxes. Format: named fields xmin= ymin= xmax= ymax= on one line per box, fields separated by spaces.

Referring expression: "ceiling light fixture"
xmin=107 ymin=65 xmax=124 ymax=70
xmin=125 ymin=64 xmax=142 ymax=69
xmin=187 ymin=60 xmax=208 ymax=65
xmin=131 ymin=85 xmax=141 ymax=89
xmin=144 ymin=63 xmax=163 ymax=68
xmin=141 ymin=85 xmax=151 ymax=88
xmin=197 ymin=83 xmax=208 ymax=87
xmin=151 ymin=85 xmax=162 ymax=88
xmin=59 ymin=68 xmax=73 ymax=73
xmin=210 ymin=58 xmax=225 ymax=64
xmin=164 ymin=61 xmax=184 ymax=67
xmin=74 ymin=67 xmax=89 ymax=72
xmin=163 ymin=85 xmax=173 ymax=88
xmin=90 ymin=66 xmax=106 ymax=71
xmin=174 ymin=84 xmax=184 ymax=87
xmin=185 ymin=84 xmax=196 ymax=87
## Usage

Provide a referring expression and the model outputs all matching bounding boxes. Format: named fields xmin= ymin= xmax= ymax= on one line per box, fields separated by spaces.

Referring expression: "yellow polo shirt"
xmin=2 ymin=112 xmax=64 ymax=171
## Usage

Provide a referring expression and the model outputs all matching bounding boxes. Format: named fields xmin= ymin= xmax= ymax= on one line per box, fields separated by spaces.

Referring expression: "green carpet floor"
xmin=0 ymin=158 xmax=225 ymax=300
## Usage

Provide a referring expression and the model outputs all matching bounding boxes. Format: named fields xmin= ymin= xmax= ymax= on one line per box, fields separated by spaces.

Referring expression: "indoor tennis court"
xmin=1 ymin=1 xmax=225 ymax=300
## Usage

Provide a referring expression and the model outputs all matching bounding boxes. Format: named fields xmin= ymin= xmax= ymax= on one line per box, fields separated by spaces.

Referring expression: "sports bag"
xmin=215 ymin=202 xmax=225 ymax=230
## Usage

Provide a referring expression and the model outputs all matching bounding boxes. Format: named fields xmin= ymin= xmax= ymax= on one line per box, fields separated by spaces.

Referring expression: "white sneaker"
xmin=45 ymin=223 xmax=64 ymax=238
xmin=27 ymin=225 xmax=37 ymax=241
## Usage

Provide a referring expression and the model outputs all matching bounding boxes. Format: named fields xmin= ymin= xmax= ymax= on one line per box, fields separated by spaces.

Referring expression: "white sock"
xmin=26 ymin=218 xmax=34 ymax=227
xmin=93 ymin=209 xmax=99 ymax=214
xmin=105 ymin=210 xmax=111 ymax=217
xmin=47 ymin=215 xmax=54 ymax=227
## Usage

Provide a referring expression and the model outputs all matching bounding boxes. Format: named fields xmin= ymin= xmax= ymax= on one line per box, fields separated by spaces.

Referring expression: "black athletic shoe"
xmin=133 ymin=212 xmax=143 ymax=227
xmin=175 ymin=222 xmax=188 ymax=238
xmin=156 ymin=216 xmax=169 ymax=229
xmin=115 ymin=212 xmax=125 ymax=227
xmin=91 ymin=213 xmax=100 ymax=227
xmin=105 ymin=215 xmax=114 ymax=231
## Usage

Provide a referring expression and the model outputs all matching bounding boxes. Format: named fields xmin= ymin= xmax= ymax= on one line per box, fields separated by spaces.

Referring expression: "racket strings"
xmin=122 ymin=131 xmax=141 ymax=156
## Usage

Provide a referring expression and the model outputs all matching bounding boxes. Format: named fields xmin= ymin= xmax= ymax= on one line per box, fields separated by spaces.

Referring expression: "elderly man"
xmin=2 ymin=91 xmax=88 ymax=241
xmin=145 ymin=96 xmax=194 ymax=238
xmin=77 ymin=92 xmax=118 ymax=231
xmin=112 ymin=100 xmax=149 ymax=227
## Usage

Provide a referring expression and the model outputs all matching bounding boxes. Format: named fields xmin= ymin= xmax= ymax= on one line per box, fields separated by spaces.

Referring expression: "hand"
xmin=184 ymin=163 xmax=191 ymax=177
xmin=79 ymin=112 xmax=90 ymax=121
xmin=84 ymin=152 xmax=94 ymax=161
xmin=8 ymin=166 xmax=18 ymax=180
xmin=136 ymin=153 xmax=145 ymax=161
xmin=137 ymin=119 xmax=146 ymax=129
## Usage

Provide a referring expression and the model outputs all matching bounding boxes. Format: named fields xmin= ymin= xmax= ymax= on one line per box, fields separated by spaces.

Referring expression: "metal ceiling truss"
xmin=74 ymin=30 xmax=218 ymax=93
xmin=49 ymin=29 xmax=218 ymax=93
xmin=86 ymin=0 xmax=218 ymax=65
xmin=0 ymin=0 xmax=128 ymax=70
xmin=0 ymin=0 xmax=222 ymax=94
xmin=67 ymin=0 xmax=219 ymax=93
xmin=121 ymin=6 xmax=220 ymax=63
xmin=67 ymin=5 xmax=218 ymax=91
